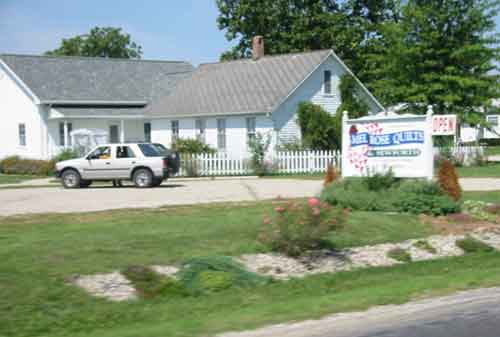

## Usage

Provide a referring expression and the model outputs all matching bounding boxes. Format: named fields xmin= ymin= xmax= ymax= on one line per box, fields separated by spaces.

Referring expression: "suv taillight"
xmin=163 ymin=158 xmax=168 ymax=169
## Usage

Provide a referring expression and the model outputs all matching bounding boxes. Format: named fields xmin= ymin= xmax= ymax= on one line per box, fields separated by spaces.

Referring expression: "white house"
xmin=0 ymin=37 xmax=384 ymax=160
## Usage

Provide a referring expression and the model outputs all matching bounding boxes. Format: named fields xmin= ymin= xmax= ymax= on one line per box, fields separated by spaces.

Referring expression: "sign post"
xmin=342 ymin=107 xmax=434 ymax=180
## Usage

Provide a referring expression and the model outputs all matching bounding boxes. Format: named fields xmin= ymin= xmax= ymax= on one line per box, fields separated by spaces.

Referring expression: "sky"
xmin=0 ymin=1 xmax=499 ymax=66
xmin=0 ymin=0 xmax=236 ymax=65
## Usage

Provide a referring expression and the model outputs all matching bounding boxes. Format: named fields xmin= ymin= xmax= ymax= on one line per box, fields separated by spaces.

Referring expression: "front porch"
xmin=47 ymin=117 xmax=151 ymax=157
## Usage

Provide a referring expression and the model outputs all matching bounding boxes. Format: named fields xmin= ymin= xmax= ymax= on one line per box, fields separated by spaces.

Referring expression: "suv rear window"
xmin=137 ymin=143 xmax=162 ymax=157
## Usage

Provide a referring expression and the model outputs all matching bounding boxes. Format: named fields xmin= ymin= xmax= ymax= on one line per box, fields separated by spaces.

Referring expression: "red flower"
xmin=274 ymin=207 xmax=286 ymax=214
xmin=308 ymin=197 xmax=320 ymax=208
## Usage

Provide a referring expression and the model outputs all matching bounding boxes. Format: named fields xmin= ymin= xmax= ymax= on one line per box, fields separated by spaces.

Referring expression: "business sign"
xmin=432 ymin=114 xmax=456 ymax=136
xmin=341 ymin=111 xmax=434 ymax=179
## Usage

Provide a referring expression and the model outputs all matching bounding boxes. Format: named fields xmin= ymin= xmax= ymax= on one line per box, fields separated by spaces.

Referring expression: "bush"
xmin=456 ymin=236 xmax=494 ymax=253
xmin=122 ymin=265 xmax=188 ymax=299
xmin=462 ymin=200 xmax=496 ymax=221
xmin=258 ymin=198 xmax=346 ymax=257
xmin=321 ymin=178 xmax=461 ymax=216
xmin=178 ymin=256 xmax=268 ymax=295
xmin=297 ymin=102 xmax=338 ymax=150
xmin=387 ymin=247 xmax=412 ymax=263
xmin=323 ymin=164 xmax=339 ymax=186
xmin=437 ymin=159 xmax=462 ymax=201
xmin=362 ymin=170 xmax=398 ymax=191
xmin=0 ymin=156 xmax=54 ymax=176
xmin=172 ymin=138 xmax=216 ymax=154
xmin=52 ymin=149 xmax=79 ymax=162
xmin=248 ymin=132 xmax=272 ymax=176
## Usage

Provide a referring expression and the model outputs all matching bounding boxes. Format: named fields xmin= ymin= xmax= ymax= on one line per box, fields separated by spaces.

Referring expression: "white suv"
xmin=55 ymin=143 xmax=180 ymax=188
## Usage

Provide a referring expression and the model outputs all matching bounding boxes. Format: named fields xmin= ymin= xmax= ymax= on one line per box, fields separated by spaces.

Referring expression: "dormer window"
xmin=324 ymin=70 xmax=332 ymax=95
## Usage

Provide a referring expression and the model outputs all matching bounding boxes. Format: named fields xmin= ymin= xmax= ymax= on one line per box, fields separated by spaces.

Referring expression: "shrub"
xmin=172 ymin=138 xmax=216 ymax=154
xmin=122 ymin=265 xmax=188 ymax=299
xmin=323 ymin=164 xmax=339 ymax=186
xmin=297 ymin=102 xmax=338 ymax=150
xmin=456 ymin=236 xmax=494 ymax=253
xmin=362 ymin=170 xmax=398 ymax=191
xmin=321 ymin=179 xmax=461 ymax=215
xmin=387 ymin=247 xmax=412 ymax=263
xmin=53 ymin=149 xmax=79 ymax=162
xmin=0 ymin=156 xmax=55 ymax=176
xmin=178 ymin=256 xmax=268 ymax=295
xmin=437 ymin=159 xmax=462 ymax=201
xmin=462 ymin=200 xmax=496 ymax=221
xmin=258 ymin=197 xmax=346 ymax=257
xmin=413 ymin=240 xmax=437 ymax=254
xmin=248 ymin=132 xmax=272 ymax=176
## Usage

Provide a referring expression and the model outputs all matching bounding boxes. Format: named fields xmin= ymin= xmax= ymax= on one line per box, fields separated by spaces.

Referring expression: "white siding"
xmin=151 ymin=115 xmax=274 ymax=157
xmin=0 ymin=64 xmax=45 ymax=159
xmin=273 ymin=55 xmax=383 ymax=145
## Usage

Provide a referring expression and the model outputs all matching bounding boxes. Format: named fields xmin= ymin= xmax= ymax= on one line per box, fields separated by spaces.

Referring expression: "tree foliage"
xmin=46 ymin=26 xmax=142 ymax=59
xmin=216 ymin=0 xmax=499 ymax=124
xmin=216 ymin=0 xmax=400 ymax=71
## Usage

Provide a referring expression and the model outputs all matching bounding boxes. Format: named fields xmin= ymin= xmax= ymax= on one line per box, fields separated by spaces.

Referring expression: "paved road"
xmin=0 ymin=178 xmax=323 ymax=216
xmin=219 ymin=287 xmax=500 ymax=337
xmin=459 ymin=178 xmax=500 ymax=191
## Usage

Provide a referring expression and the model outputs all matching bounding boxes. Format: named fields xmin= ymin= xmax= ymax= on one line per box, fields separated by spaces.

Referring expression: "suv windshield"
xmin=137 ymin=143 xmax=162 ymax=157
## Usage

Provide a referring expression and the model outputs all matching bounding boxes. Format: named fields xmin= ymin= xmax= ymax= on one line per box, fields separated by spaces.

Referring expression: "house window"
xmin=324 ymin=70 xmax=332 ymax=95
xmin=144 ymin=122 xmax=151 ymax=143
xmin=195 ymin=119 xmax=206 ymax=143
xmin=217 ymin=118 xmax=226 ymax=150
xmin=109 ymin=125 xmax=120 ymax=144
xmin=246 ymin=117 xmax=256 ymax=144
xmin=171 ymin=120 xmax=179 ymax=144
xmin=487 ymin=116 xmax=499 ymax=127
xmin=18 ymin=123 xmax=26 ymax=146
xmin=59 ymin=122 xmax=73 ymax=146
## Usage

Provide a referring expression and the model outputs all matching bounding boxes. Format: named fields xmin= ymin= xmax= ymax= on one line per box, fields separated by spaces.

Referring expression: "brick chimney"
xmin=252 ymin=36 xmax=264 ymax=60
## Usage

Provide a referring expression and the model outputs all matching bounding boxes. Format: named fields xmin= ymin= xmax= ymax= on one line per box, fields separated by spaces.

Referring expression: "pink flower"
xmin=308 ymin=198 xmax=320 ymax=208
xmin=263 ymin=216 xmax=271 ymax=225
xmin=274 ymin=207 xmax=286 ymax=214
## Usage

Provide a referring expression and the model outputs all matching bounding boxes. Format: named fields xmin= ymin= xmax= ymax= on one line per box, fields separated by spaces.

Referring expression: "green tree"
xmin=46 ymin=27 xmax=142 ymax=59
xmin=367 ymin=0 xmax=499 ymax=123
xmin=216 ymin=0 xmax=400 ymax=73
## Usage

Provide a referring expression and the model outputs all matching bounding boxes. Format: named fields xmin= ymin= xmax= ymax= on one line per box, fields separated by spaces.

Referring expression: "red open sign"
xmin=432 ymin=115 xmax=456 ymax=135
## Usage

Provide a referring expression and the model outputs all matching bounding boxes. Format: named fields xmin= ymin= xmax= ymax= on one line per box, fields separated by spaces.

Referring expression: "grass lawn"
xmin=457 ymin=163 xmax=500 ymax=178
xmin=485 ymin=146 xmax=500 ymax=156
xmin=0 ymin=201 xmax=498 ymax=337
xmin=463 ymin=190 xmax=500 ymax=203
xmin=0 ymin=174 xmax=45 ymax=184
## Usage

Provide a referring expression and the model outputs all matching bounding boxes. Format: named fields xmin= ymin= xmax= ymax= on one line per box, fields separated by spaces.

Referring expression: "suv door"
xmin=83 ymin=146 xmax=114 ymax=179
xmin=110 ymin=145 xmax=137 ymax=179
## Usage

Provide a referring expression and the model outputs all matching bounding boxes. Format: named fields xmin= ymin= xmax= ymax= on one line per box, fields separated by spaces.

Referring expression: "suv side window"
xmin=88 ymin=146 xmax=111 ymax=160
xmin=116 ymin=146 xmax=136 ymax=159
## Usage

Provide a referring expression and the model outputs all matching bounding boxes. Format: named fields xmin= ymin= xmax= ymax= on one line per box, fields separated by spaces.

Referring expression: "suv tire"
xmin=133 ymin=168 xmax=153 ymax=188
xmin=152 ymin=178 xmax=163 ymax=187
xmin=80 ymin=180 xmax=92 ymax=188
xmin=61 ymin=169 xmax=81 ymax=189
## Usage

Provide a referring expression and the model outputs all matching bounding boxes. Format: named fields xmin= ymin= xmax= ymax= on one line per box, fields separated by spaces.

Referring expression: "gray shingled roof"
xmin=146 ymin=50 xmax=332 ymax=117
xmin=0 ymin=54 xmax=194 ymax=103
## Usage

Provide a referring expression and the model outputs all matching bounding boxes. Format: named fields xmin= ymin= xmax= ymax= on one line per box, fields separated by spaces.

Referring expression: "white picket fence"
xmin=177 ymin=150 xmax=340 ymax=177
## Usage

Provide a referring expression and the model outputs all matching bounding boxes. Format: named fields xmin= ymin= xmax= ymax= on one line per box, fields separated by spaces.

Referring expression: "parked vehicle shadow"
xmin=84 ymin=184 xmax=185 ymax=189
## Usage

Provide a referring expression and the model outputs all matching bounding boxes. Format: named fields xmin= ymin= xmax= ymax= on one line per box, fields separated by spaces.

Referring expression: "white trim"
xmin=0 ymin=59 xmax=40 ymax=104
xmin=148 ymin=111 xmax=268 ymax=120
xmin=43 ymin=100 xmax=148 ymax=106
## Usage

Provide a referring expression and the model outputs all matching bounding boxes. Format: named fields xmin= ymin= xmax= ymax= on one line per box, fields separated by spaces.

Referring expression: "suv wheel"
xmin=61 ymin=169 xmax=81 ymax=189
xmin=133 ymin=168 xmax=153 ymax=188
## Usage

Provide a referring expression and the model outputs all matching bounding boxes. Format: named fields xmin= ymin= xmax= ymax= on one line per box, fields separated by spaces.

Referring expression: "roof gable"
xmin=0 ymin=54 xmax=194 ymax=103
xmin=146 ymin=50 xmax=332 ymax=117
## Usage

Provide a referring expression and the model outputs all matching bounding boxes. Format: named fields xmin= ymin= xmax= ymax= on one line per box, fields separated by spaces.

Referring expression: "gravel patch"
xmin=73 ymin=272 xmax=137 ymax=301
xmin=150 ymin=265 xmax=179 ymax=278
xmin=471 ymin=229 xmax=500 ymax=250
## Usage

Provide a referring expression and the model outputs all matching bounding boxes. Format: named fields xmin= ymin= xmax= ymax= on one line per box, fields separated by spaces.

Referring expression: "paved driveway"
xmin=0 ymin=178 xmax=323 ymax=216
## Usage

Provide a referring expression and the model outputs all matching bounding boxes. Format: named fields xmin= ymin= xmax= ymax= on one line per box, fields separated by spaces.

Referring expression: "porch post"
xmin=120 ymin=119 xmax=125 ymax=143
xmin=63 ymin=120 xmax=69 ymax=149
